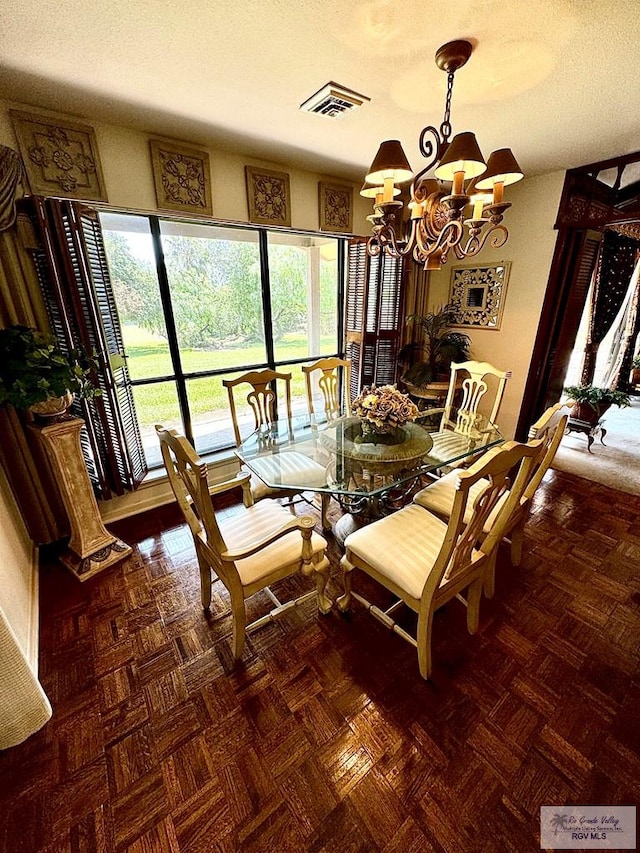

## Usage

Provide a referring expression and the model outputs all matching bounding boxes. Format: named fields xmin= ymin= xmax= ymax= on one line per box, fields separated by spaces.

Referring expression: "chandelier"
xmin=361 ymin=40 xmax=523 ymax=270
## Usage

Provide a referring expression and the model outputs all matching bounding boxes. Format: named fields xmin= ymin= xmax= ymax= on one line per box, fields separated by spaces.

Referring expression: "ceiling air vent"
xmin=299 ymin=82 xmax=370 ymax=119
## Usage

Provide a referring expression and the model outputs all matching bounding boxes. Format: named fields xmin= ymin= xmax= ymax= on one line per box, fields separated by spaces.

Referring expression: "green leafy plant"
xmin=563 ymin=383 xmax=630 ymax=413
xmin=0 ymin=325 xmax=101 ymax=410
xmin=399 ymin=305 xmax=471 ymax=387
xmin=632 ymin=355 xmax=640 ymax=369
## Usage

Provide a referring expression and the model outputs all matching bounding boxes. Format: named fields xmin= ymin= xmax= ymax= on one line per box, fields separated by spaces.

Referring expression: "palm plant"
xmin=399 ymin=305 xmax=471 ymax=387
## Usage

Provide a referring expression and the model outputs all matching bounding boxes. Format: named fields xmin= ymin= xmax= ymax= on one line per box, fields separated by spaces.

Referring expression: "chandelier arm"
xmin=459 ymin=223 xmax=509 ymax=258
xmin=414 ymin=218 xmax=463 ymax=262
xmin=367 ymin=221 xmax=418 ymax=259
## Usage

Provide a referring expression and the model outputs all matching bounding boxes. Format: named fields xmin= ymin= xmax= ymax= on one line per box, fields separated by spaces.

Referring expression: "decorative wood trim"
xmin=149 ymin=138 xmax=212 ymax=215
xmin=448 ymin=262 xmax=511 ymax=330
xmin=9 ymin=110 xmax=108 ymax=201
xmin=245 ymin=166 xmax=291 ymax=226
xmin=319 ymin=181 xmax=353 ymax=233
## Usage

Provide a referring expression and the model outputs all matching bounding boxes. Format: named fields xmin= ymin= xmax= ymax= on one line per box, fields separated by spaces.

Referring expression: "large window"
xmin=99 ymin=212 xmax=345 ymax=468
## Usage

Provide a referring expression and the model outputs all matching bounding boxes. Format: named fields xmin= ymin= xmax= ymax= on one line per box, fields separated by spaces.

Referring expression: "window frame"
xmin=99 ymin=209 xmax=347 ymax=466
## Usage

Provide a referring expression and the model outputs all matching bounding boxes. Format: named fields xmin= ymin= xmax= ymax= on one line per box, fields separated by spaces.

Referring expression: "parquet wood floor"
xmin=1 ymin=470 xmax=639 ymax=852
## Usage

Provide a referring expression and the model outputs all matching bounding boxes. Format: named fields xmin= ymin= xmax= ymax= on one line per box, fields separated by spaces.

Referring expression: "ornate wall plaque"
xmin=149 ymin=138 xmax=212 ymax=215
xmin=448 ymin=262 xmax=511 ymax=330
xmin=318 ymin=181 xmax=353 ymax=233
xmin=245 ymin=166 xmax=291 ymax=226
xmin=9 ymin=110 xmax=108 ymax=201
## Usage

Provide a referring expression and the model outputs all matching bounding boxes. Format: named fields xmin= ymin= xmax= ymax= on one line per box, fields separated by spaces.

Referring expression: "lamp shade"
xmin=434 ymin=132 xmax=486 ymax=181
xmin=360 ymin=181 xmax=400 ymax=199
xmin=366 ymin=140 xmax=413 ymax=184
xmin=474 ymin=148 xmax=524 ymax=189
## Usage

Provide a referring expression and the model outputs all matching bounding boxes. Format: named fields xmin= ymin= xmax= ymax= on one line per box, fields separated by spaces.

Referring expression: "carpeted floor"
xmin=552 ymin=395 xmax=640 ymax=495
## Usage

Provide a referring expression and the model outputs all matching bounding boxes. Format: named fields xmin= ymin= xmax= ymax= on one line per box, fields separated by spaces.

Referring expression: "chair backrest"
xmin=440 ymin=360 xmax=510 ymax=438
xmin=155 ymin=425 xmax=229 ymax=580
xmin=302 ymin=357 xmax=351 ymax=422
xmin=522 ymin=401 xmax=572 ymax=501
xmin=223 ymin=369 xmax=293 ymax=446
xmin=422 ymin=440 xmax=544 ymax=598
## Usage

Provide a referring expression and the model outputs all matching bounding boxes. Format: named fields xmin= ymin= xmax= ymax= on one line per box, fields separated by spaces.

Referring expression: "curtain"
xmin=605 ymin=257 xmax=640 ymax=389
xmin=581 ymin=229 xmax=640 ymax=383
xmin=0 ymin=215 xmax=69 ymax=543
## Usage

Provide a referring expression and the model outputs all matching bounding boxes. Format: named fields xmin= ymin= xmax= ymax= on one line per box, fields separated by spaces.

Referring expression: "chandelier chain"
xmin=440 ymin=71 xmax=455 ymax=142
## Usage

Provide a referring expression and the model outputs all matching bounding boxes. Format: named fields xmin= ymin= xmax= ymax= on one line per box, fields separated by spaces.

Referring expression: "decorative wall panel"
xmin=149 ymin=138 xmax=212 ymax=215
xmin=318 ymin=182 xmax=353 ymax=233
xmin=245 ymin=166 xmax=291 ymax=226
xmin=10 ymin=110 xmax=107 ymax=202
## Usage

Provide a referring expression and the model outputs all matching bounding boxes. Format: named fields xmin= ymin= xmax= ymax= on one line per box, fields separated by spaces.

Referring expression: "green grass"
xmin=123 ymin=325 xmax=336 ymax=426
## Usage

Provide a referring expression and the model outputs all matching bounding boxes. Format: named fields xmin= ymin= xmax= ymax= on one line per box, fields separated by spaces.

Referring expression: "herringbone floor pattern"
xmin=1 ymin=470 xmax=639 ymax=852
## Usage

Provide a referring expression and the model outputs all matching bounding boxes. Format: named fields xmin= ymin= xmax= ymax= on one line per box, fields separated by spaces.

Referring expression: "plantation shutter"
xmin=23 ymin=196 xmax=147 ymax=499
xmin=545 ymin=229 xmax=603 ymax=406
xmin=345 ymin=238 xmax=405 ymax=393
xmin=345 ymin=239 xmax=367 ymax=401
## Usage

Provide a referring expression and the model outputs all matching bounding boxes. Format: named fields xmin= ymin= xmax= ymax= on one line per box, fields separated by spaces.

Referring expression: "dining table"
xmin=235 ymin=413 xmax=504 ymax=545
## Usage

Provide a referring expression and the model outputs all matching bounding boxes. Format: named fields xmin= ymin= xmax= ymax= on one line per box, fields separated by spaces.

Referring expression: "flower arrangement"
xmin=352 ymin=383 xmax=419 ymax=433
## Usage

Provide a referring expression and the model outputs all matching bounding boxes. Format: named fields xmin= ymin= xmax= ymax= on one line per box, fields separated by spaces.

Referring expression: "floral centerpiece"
xmin=352 ymin=383 xmax=419 ymax=435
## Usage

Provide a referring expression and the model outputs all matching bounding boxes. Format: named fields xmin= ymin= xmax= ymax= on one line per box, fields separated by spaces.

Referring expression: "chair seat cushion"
xmin=219 ymin=499 xmax=327 ymax=587
xmin=413 ymin=472 xmax=508 ymax=532
xmin=427 ymin=430 xmax=474 ymax=464
xmin=249 ymin=451 xmax=327 ymax=491
xmin=343 ymin=504 xmax=448 ymax=600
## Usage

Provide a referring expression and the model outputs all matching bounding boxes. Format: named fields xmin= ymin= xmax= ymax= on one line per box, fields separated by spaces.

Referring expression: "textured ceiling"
xmin=1 ymin=0 xmax=639 ymax=183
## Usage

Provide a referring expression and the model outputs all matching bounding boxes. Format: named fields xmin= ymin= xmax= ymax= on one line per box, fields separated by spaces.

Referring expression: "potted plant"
xmin=630 ymin=354 xmax=640 ymax=388
xmin=563 ymin=383 xmax=630 ymax=424
xmin=0 ymin=324 xmax=100 ymax=417
xmin=399 ymin=305 xmax=471 ymax=390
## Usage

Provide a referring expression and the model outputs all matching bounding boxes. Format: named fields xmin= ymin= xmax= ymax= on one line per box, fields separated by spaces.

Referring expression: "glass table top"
xmin=235 ymin=415 xmax=504 ymax=499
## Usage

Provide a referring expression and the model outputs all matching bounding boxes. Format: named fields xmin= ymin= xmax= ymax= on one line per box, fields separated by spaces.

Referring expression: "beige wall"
xmin=0 ymin=100 xmax=372 ymax=233
xmin=426 ymin=171 xmax=565 ymax=438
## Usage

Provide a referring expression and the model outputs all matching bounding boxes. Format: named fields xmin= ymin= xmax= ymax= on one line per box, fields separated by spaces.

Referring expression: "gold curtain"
xmin=0 ymin=213 xmax=67 ymax=543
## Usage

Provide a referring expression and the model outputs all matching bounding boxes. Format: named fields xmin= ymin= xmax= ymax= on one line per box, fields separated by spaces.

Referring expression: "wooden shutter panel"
xmin=545 ymin=229 xmax=603 ymax=406
xmin=24 ymin=197 xmax=147 ymax=498
xmin=345 ymin=239 xmax=367 ymax=400
xmin=345 ymin=238 xmax=405 ymax=392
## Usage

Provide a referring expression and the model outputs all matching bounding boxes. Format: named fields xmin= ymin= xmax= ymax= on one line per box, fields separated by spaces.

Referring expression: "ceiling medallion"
xmin=361 ymin=40 xmax=524 ymax=270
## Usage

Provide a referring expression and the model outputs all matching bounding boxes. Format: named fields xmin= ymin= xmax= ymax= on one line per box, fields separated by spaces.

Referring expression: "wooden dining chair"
xmin=413 ymin=402 xmax=571 ymax=596
xmin=223 ymin=369 xmax=329 ymax=520
xmin=338 ymin=440 xmax=543 ymax=679
xmin=156 ymin=425 xmax=331 ymax=660
xmin=426 ymin=360 xmax=511 ymax=466
xmin=302 ymin=357 xmax=352 ymax=423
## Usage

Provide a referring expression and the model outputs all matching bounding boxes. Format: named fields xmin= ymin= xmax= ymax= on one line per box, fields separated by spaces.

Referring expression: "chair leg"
xmin=466 ymin=577 xmax=483 ymax=634
xmin=230 ymin=593 xmax=247 ymax=660
xmin=416 ymin=610 xmax=434 ymax=680
xmin=313 ymin=555 xmax=333 ymax=614
xmin=510 ymin=520 xmax=525 ymax=566
xmin=320 ymin=493 xmax=331 ymax=532
xmin=198 ymin=554 xmax=212 ymax=610
xmin=483 ymin=549 xmax=498 ymax=599
xmin=337 ymin=555 xmax=354 ymax=612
